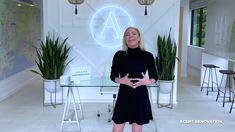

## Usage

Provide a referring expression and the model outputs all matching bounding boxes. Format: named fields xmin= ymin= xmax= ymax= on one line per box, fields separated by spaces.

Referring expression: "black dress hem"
xmin=112 ymin=119 xmax=153 ymax=125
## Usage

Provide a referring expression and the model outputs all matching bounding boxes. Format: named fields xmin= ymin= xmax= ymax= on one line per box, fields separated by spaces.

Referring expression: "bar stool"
xmin=201 ymin=64 xmax=219 ymax=95
xmin=216 ymin=70 xmax=235 ymax=107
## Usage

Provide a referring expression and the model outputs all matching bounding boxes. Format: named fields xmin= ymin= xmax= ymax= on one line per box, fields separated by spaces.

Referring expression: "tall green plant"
xmin=31 ymin=35 xmax=71 ymax=79
xmin=156 ymin=29 xmax=178 ymax=80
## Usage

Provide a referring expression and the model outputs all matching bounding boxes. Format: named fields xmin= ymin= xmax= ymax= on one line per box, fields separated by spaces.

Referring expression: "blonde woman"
xmin=110 ymin=27 xmax=158 ymax=132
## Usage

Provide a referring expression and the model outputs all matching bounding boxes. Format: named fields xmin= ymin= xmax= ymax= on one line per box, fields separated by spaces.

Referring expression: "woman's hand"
xmin=115 ymin=73 xmax=156 ymax=89
xmin=132 ymin=73 xmax=155 ymax=88
xmin=115 ymin=73 xmax=134 ymax=88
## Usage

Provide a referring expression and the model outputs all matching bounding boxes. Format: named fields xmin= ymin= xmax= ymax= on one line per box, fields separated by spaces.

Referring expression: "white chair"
xmin=99 ymin=62 xmax=119 ymax=122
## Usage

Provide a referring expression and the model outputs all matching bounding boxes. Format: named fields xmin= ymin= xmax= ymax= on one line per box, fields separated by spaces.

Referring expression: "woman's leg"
xmin=112 ymin=123 xmax=125 ymax=132
xmin=132 ymin=123 xmax=142 ymax=132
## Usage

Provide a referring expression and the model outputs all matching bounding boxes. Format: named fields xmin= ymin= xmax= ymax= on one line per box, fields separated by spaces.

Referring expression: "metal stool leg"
xmin=223 ymin=75 xmax=229 ymax=107
xmin=229 ymin=75 xmax=232 ymax=102
xmin=201 ymin=68 xmax=208 ymax=91
xmin=214 ymin=68 xmax=219 ymax=92
xmin=210 ymin=68 xmax=214 ymax=92
xmin=207 ymin=68 xmax=211 ymax=95
xmin=216 ymin=74 xmax=224 ymax=102
xmin=229 ymin=94 xmax=235 ymax=113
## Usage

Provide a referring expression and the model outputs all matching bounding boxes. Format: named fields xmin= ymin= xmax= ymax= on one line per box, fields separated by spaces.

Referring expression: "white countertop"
xmin=203 ymin=51 xmax=235 ymax=62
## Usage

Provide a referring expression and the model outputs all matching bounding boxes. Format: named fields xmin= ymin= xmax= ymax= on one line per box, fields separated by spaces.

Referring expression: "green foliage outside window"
xmin=191 ymin=7 xmax=207 ymax=48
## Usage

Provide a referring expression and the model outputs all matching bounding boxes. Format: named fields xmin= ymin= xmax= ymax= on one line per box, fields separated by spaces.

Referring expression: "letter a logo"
xmin=90 ymin=6 xmax=134 ymax=48
xmin=98 ymin=12 xmax=122 ymax=40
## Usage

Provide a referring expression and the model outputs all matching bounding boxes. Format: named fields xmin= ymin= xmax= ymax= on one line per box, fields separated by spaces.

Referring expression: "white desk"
xmin=60 ymin=77 xmax=158 ymax=132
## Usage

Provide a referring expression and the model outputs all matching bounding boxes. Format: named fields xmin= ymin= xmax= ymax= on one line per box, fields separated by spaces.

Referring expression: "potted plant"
xmin=31 ymin=34 xmax=71 ymax=93
xmin=156 ymin=28 xmax=178 ymax=108
xmin=156 ymin=28 xmax=178 ymax=82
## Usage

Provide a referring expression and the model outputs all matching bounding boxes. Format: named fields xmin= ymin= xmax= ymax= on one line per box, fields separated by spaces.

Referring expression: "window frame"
xmin=190 ymin=7 xmax=207 ymax=48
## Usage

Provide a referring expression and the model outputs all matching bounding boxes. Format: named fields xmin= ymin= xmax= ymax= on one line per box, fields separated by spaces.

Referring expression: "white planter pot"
xmin=44 ymin=79 xmax=61 ymax=93
xmin=157 ymin=80 xmax=174 ymax=109
xmin=158 ymin=80 xmax=174 ymax=94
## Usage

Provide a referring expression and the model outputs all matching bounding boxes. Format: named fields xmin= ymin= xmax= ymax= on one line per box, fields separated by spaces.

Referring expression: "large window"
xmin=190 ymin=7 xmax=207 ymax=48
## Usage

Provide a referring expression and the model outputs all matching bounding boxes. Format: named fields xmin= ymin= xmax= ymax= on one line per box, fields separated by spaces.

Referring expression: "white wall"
xmin=0 ymin=67 xmax=37 ymax=101
xmin=43 ymin=0 xmax=180 ymax=103
xmin=180 ymin=0 xmax=190 ymax=77
xmin=205 ymin=0 xmax=235 ymax=54
xmin=187 ymin=46 xmax=203 ymax=81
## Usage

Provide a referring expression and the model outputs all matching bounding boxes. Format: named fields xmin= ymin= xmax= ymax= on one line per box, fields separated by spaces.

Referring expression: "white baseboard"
xmin=0 ymin=66 xmax=37 ymax=101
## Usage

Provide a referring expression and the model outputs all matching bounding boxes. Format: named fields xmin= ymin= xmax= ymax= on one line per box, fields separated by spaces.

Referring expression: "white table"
xmin=60 ymin=77 xmax=158 ymax=132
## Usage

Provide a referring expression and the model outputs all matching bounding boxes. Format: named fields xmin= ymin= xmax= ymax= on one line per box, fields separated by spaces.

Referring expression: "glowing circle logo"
xmin=90 ymin=6 xmax=134 ymax=48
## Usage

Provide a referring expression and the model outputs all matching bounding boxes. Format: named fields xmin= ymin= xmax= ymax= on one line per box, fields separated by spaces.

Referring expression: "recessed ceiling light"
xmin=18 ymin=0 xmax=36 ymax=7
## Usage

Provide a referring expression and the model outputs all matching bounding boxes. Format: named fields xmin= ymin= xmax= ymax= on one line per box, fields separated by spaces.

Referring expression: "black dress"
xmin=110 ymin=47 xmax=157 ymax=125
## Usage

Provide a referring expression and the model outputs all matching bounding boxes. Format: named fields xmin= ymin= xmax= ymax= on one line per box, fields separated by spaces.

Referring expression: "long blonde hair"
xmin=122 ymin=27 xmax=145 ymax=51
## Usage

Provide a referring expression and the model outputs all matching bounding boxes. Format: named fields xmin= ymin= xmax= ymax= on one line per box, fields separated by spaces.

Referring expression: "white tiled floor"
xmin=0 ymin=77 xmax=235 ymax=132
